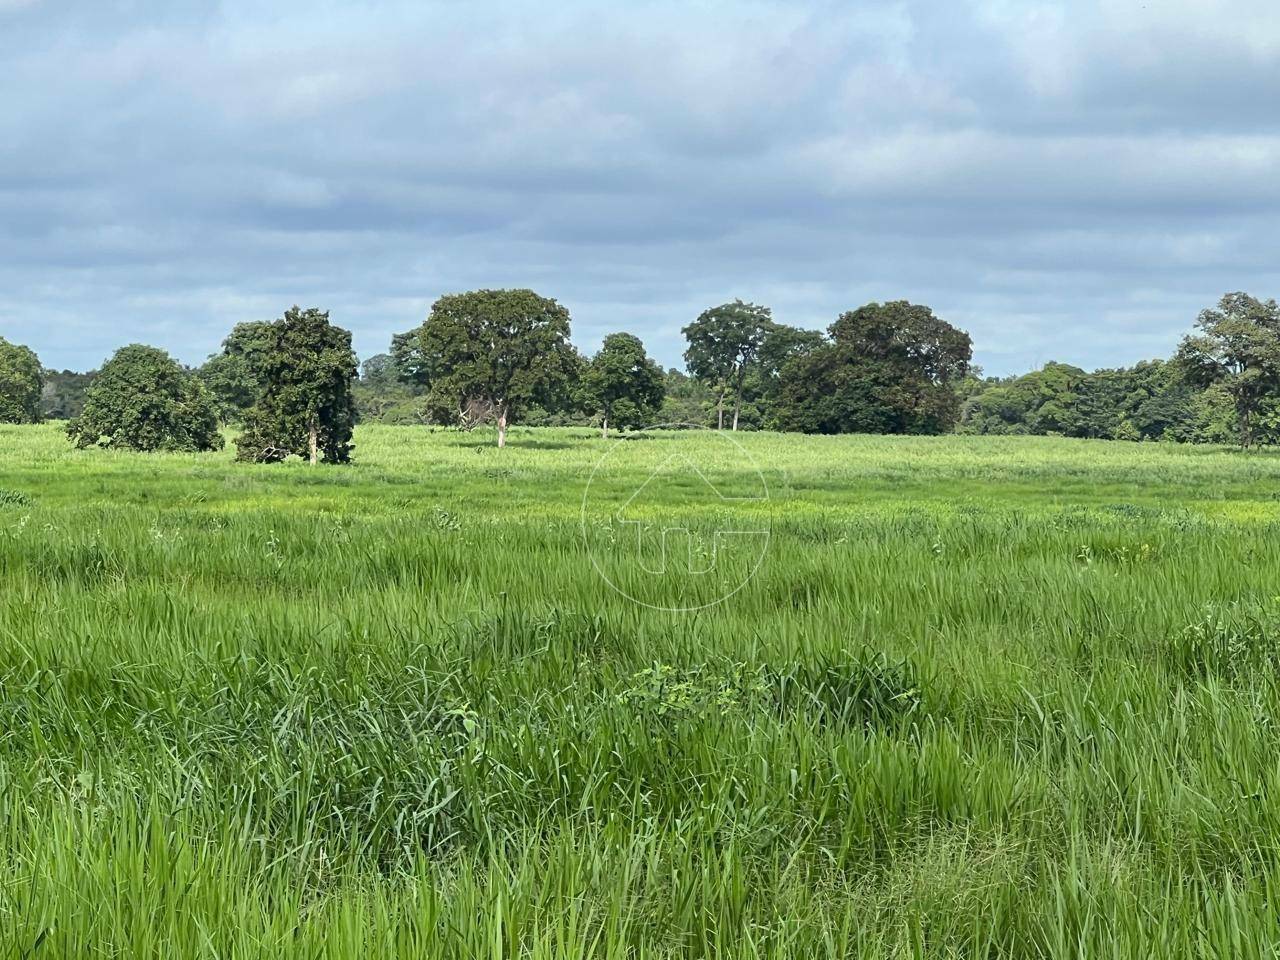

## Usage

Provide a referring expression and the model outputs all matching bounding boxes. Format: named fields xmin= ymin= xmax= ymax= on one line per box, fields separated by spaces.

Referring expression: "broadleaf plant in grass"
xmin=235 ymin=307 xmax=358 ymax=464
xmin=65 ymin=344 xmax=222 ymax=452
xmin=579 ymin=332 xmax=666 ymax=437
xmin=402 ymin=288 xmax=581 ymax=447
xmin=0 ymin=335 xmax=43 ymax=424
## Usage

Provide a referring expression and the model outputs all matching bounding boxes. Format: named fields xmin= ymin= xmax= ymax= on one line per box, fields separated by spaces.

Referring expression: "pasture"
xmin=3 ymin=423 xmax=1280 ymax=957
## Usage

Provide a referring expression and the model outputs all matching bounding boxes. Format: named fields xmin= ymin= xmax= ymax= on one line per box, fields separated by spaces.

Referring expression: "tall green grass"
xmin=3 ymin=423 xmax=1280 ymax=956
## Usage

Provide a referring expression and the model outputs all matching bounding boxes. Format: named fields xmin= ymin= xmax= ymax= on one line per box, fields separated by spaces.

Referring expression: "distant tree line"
xmin=2 ymin=290 xmax=1278 ymax=458
xmin=958 ymin=293 xmax=1280 ymax=446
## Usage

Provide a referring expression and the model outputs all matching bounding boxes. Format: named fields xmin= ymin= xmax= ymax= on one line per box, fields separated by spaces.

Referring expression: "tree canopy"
xmin=1174 ymin=292 xmax=1280 ymax=448
xmin=579 ymin=333 xmax=666 ymax=436
xmin=0 ymin=336 xmax=44 ymax=424
xmin=405 ymin=289 xmax=580 ymax=447
xmin=769 ymin=301 xmax=972 ymax=435
xmin=66 ymin=344 xmax=222 ymax=451
xmin=235 ymin=307 xmax=358 ymax=464
xmin=199 ymin=321 xmax=274 ymax=424
xmin=682 ymin=300 xmax=771 ymax=430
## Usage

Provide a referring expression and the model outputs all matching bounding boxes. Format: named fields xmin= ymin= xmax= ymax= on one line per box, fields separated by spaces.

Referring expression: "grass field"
xmin=5 ymin=423 xmax=1280 ymax=957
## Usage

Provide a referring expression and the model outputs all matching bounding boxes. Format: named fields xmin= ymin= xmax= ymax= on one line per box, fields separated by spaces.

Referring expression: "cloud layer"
xmin=2 ymin=0 xmax=1279 ymax=375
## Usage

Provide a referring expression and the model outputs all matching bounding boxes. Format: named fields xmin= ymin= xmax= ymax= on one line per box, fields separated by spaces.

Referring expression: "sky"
xmin=2 ymin=0 xmax=1278 ymax=377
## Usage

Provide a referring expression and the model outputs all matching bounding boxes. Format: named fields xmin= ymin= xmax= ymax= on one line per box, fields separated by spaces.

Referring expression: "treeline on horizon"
xmin=2 ymin=289 xmax=1278 ymax=458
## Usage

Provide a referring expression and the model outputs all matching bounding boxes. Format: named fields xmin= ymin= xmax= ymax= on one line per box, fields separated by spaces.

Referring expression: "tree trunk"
xmin=732 ymin=369 xmax=744 ymax=430
xmin=601 ymin=416 xmax=608 ymax=439
xmin=716 ymin=390 xmax=725 ymax=430
xmin=308 ymin=419 xmax=318 ymax=466
xmin=497 ymin=408 xmax=508 ymax=448
xmin=1241 ymin=404 xmax=1253 ymax=449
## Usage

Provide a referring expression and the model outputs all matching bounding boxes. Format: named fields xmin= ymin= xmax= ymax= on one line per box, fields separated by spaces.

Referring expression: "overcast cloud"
xmin=2 ymin=0 xmax=1279 ymax=375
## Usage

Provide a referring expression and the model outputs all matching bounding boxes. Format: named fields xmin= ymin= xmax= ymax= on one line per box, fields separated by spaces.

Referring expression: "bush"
xmin=66 ymin=345 xmax=222 ymax=452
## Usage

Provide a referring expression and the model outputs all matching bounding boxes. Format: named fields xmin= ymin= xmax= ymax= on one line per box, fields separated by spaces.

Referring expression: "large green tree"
xmin=406 ymin=289 xmax=579 ymax=447
xmin=0 ymin=336 xmax=44 ymax=424
xmin=66 ymin=345 xmax=222 ymax=451
xmin=579 ymin=333 xmax=665 ymax=437
xmin=682 ymin=300 xmax=771 ymax=430
xmin=770 ymin=301 xmax=972 ymax=435
xmin=1174 ymin=292 xmax=1280 ymax=448
xmin=199 ymin=321 xmax=274 ymax=424
xmin=235 ymin=307 xmax=358 ymax=464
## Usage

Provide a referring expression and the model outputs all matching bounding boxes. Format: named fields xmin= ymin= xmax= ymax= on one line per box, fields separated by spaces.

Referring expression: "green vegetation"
xmin=235 ymin=307 xmax=358 ymax=465
xmin=398 ymin=288 xmax=581 ymax=447
xmin=4 ymin=423 xmax=1280 ymax=955
xmin=65 ymin=344 xmax=222 ymax=452
xmin=0 ymin=335 xmax=43 ymax=424
xmin=579 ymin=332 xmax=666 ymax=437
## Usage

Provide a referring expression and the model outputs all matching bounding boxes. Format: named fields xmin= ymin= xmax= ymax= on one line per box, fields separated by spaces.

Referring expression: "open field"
xmin=5 ymin=423 xmax=1280 ymax=956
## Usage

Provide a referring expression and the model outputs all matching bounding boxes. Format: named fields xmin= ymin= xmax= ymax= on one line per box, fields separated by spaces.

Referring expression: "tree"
xmin=683 ymin=300 xmax=771 ymax=430
xmin=579 ymin=333 xmax=665 ymax=437
xmin=1174 ymin=292 xmax=1280 ymax=448
xmin=742 ymin=322 xmax=825 ymax=428
xmin=66 ymin=345 xmax=222 ymax=452
xmin=389 ymin=330 xmax=432 ymax=391
xmin=0 ymin=336 xmax=44 ymax=424
xmin=769 ymin=301 xmax=972 ymax=435
xmin=199 ymin=321 xmax=274 ymax=424
xmin=235 ymin=307 xmax=358 ymax=464
xmin=407 ymin=289 xmax=579 ymax=447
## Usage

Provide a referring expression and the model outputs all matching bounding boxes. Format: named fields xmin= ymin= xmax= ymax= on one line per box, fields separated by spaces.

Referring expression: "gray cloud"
xmin=1 ymin=0 xmax=1279 ymax=376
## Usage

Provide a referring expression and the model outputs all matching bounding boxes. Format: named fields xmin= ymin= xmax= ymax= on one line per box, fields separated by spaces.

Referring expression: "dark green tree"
xmin=406 ymin=289 xmax=579 ymax=447
xmin=199 ymin=321 xmax=274 ymax=424
xmin=769 ymin=301 xmax=971 ymax=435
xmin=1174 ymin=292 xmax=1280 ymax=448
xmin=682 ymin=300 xmax=771 ymax=430
xmin=66 ymin=345 xmax=222 ymax=451
xmin=389 ymin=330 xmax=432 ymax=390
xmin=235 ymin=307 xmax=358 ymax=464
xmin=579 ymin=333 xmax=665 ymax=437
xmin=740 ymin=322 xmax=826 ymax=428
xmin=0 ymin=336 xmax=44 ymax=424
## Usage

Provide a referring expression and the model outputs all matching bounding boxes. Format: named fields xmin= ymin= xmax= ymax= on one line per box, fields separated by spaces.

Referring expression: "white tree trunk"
xmin=716 ymin=391 xmax=725 ymax=430
xmin=308 ymin=420 xmax=318 ymax=465
xmin=497 ymin=409 xmax=508 ymax=448
xmin=601 ymin=417 xmax=608 ymax=439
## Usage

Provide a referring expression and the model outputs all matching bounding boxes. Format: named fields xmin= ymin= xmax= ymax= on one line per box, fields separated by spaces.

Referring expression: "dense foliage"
xmin=0 ymin=335 xmax=43 ymax=424
xmin=770 ymin=301 xmax=973 ymax=434
xmin=1174 ymin=292 xmax=1280 ymax=448
xmin=396 ymin=288 xmax=581 ymax=446
xmin=578 ymin=332 xmax=666 ymax=435
xmin=683 ymin=299 xmax=771 ymax=430
xmin=65 ymin=344 xmax=222 ymax=451
xmin=21 ymin=288 xmax=1280 ymax=450
xmin=199 ymin=320 xmax=274 ymax=424
xmin=235 ymin=307 xmax=358 ymax=464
